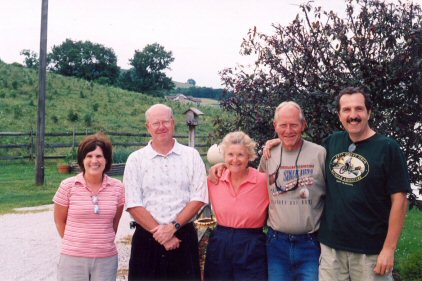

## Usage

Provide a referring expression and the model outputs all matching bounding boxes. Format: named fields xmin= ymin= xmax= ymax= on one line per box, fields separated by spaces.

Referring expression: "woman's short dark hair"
xmin=77 ymin=132 xmax=112 ymax=174
xmin=336 ymin=87 xmax=372 ymax=112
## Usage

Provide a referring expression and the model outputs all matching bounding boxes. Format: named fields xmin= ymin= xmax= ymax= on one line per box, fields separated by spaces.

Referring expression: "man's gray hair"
xmin=274 ymin=101 xmax=306 ymax=123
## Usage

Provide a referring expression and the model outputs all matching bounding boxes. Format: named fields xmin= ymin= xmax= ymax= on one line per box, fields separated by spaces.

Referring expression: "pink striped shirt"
xmin=53 ymin=173 xmax=125 ymax=258
xmin=208 ymin=168 xmax=269 ymax=228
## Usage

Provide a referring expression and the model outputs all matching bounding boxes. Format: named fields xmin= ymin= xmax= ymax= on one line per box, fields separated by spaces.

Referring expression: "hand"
xmin=373 ymin=247 xmax=395 ymax=275
xmin=208 ymin=163 xmax=227 ymax=184
xmin=263 ymin=138 xmax=281 ymax=159
xmin=151 ymin=224 xmax=175 ymax=245
xmin=163 ymin=236 xmax=181 ymax=251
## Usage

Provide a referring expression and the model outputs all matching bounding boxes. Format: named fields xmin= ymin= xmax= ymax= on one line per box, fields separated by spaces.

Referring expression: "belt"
xmin=269 ymin=227 xmax=318 ymax=239
xmin=216 ymin=225 xmax=264 ymax=234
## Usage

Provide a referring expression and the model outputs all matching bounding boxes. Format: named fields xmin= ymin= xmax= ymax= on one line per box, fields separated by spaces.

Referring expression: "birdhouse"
xmin=184 ymin=107 xmax=204 ymax=126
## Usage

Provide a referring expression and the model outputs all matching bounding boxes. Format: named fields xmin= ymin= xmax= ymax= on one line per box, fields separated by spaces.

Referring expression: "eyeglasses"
xmin=92 ymin=195 xmax=100 ymax=214
xmin=149 ymin=119 xmax=173 ymax=129
xmin=348 ymin=143 xmax=356 ymax=152
xmin=271 ymin=140 xmax=304 ymax=194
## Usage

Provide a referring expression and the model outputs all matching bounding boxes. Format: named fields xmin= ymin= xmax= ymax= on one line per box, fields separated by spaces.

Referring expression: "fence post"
xmin=72 ymin=127 xmax=76 ymax=150
xmin=30 ymin=127 xmax=34 ymax=160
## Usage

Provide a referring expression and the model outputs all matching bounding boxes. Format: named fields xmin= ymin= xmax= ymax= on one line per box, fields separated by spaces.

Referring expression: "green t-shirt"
xmin=319 ymin=131 xmax=411 ymax=254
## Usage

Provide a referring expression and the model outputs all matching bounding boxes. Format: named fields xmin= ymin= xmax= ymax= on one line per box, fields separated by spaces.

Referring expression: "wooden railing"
xmin=0 ymin=129 xmax=209 ymax=161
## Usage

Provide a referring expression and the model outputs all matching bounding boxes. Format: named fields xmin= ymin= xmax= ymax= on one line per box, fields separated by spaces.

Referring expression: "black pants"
xmin=128 ymin=222 xmax=201 ymax=281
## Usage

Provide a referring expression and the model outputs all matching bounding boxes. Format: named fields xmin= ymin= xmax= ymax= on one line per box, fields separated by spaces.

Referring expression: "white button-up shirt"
xmin=124 ymin=139 xmax=208 ymax=224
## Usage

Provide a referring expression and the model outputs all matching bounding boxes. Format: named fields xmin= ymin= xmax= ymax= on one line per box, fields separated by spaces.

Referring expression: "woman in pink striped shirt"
xmin=204 ymin=131 xmax=269 ymax=281
xmin=53 ymin=133 xmax=125 ymax=281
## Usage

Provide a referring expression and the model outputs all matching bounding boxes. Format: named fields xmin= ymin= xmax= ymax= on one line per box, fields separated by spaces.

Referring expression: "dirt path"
xmin=0 ymin=204 xmax=133 ymax=281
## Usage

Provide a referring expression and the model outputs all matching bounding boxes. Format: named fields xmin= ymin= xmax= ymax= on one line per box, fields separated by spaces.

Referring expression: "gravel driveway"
xmin=0 ymin=204 xmax=134 ymax=281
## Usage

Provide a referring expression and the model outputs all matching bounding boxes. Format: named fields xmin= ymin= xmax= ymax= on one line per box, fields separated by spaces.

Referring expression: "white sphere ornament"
xmin=207 ymin=144 xmax=224 ymax=165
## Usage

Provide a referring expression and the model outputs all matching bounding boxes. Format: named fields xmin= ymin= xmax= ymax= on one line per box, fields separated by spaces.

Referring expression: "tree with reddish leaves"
xmin=217 ymin=0 xmax=422 ymax=197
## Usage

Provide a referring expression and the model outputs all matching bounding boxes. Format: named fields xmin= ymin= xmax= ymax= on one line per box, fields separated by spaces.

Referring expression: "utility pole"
xmin=36 ymin=0 xmax=48 ymax=185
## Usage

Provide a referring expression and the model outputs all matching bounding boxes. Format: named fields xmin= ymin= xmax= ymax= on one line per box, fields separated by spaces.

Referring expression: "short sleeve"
xmin=189 ymin=149 xmax=209 ymax=204
xmin=53 ymin=179 xmax=72 ymax=207
xmin=123 ymin=151 xmax=144 ymax=210
xmin=385 ymin=140 xmax=411 ymax=195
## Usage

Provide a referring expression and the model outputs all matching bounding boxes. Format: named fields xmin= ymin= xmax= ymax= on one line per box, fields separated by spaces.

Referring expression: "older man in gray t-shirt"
xmin=260 ymin=101 xmax=326 ymax=281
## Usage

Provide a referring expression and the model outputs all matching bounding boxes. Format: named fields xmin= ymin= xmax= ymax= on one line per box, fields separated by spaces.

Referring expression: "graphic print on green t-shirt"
xmin=329 ymin=151 xmax=369 ymax=185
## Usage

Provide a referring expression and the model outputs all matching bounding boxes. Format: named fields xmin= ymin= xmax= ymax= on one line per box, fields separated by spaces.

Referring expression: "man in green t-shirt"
xmin=318 ymin=87 xmax=411 ymax=281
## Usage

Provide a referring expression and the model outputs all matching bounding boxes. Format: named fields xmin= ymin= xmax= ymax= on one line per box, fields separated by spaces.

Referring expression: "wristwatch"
xmin=172 ymin=220 xmax=181 ymax=231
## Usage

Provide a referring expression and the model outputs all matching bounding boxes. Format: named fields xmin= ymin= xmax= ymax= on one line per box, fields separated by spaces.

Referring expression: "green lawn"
xmin=395 ymin=207 xmax=422 ymax=275
xmin=0 ymin=160 xmax=72 ymax=214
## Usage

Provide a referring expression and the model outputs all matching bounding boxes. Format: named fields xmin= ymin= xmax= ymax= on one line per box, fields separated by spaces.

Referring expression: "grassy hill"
xmin=0 ymin=61 xmax=222 ymax=136
xmin=173 ymin=81 xmax=194 ymax=89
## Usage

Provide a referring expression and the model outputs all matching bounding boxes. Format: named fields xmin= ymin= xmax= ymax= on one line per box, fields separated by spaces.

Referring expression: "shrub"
xmin=83 ymin=113 xmax=93 ymax=127
xmin=67 ymin=110 xmax=79 ymax=122
xmin=13 ymin=106 xmax=23 ymax=119
xmin=92 ymin=103 xmax=99 ymax=112
xmin=51 ymin=115 xmax=58 ymax=124
xmin=113 ymin=149 xmax=132 ymax=163
xmin=399 ymin=250 xmax=422 ymax=281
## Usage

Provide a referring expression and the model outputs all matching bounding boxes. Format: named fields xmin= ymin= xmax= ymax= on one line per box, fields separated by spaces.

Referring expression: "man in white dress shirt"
xmin=124 ymin=104 xmax=208 ymax=280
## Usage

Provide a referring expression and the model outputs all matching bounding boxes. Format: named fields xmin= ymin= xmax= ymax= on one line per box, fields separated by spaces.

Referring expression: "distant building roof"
xmin=165 ymin=94 xmax=201 ymax=104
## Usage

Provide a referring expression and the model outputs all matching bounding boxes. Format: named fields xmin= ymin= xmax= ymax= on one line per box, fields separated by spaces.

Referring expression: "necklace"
xmin=84 ymin=176 xmax=103 ymax=214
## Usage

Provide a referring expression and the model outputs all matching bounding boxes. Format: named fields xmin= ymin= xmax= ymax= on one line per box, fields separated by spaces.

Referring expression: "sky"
xmin=0 ymin=0 xmax=418 ymax=88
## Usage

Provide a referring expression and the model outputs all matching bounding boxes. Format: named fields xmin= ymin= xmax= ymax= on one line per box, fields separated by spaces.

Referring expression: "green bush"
xmin=67 ymin=109 xmax=79 ymax=122
xmin=113 ymin=149 xmax=133 ymax=163
xmin=399 ymin=250 xmax=422 ymax=281
xmin=13 ymin=106 xmax=23 ymax=119
xmin=83 ymin=113 xmax=93 ymax=127
xmin=51 ymin=115 xmax=59 ymax=124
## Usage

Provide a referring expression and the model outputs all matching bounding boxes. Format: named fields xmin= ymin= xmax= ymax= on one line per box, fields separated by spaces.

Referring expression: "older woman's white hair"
xmin=219 ymin=131 xmax=257 ymax=161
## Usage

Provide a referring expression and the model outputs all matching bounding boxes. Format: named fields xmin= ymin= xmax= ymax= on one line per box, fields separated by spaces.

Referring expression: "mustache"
xmin=347 ymin=117 xmax=362 ymax=123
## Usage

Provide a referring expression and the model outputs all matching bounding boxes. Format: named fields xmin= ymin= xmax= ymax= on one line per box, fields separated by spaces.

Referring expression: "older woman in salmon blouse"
xmin=204 ymin=131 xmax=269 ymax=281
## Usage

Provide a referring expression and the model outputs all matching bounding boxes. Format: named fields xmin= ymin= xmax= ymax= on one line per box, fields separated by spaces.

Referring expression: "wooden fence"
xmin=0 ymin=129 xmax=210 ymax=161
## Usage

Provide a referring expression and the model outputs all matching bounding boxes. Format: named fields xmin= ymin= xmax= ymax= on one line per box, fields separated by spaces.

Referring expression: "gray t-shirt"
xmin=259 ymin=140 xmax=326 ymax=234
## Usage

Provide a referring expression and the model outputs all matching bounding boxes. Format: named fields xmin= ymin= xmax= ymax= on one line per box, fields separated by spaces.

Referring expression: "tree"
xmin=49 ymin=39 xmax=119 ymax=85
xmin=218 ymin=0 xmax=422 ymax=195
xmin=119 ymin=43 xmax=175 ymax=95
xmin=187 ymin=78 xmax=196 ymax=86
xmin=20 ymin=49 xmax=39 ymax=69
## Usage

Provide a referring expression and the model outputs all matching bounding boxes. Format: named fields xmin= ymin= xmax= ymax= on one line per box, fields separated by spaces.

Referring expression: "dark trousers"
xmin=128 ymin=222 xmax=201 ymax=281
xmin=204 ymin=225 xmax=267 ymax=281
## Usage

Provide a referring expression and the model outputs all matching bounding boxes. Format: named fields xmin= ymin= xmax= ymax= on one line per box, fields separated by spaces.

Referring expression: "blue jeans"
xmin=267 ymin=228 xmax=320 ymax=281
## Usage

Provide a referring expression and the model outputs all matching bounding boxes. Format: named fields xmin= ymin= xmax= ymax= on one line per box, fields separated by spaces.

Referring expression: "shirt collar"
xmin=74 ymin=172 xmax=111 ymax=187
xmin=220 ymin=167 xmax=258 ymax=185
xmin=145 ymin=138 xmax=182 ymax=159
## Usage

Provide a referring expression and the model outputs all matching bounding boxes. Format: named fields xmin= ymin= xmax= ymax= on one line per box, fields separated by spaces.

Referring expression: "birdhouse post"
xmin=184 ymin=107 xmax=204 ymax=147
